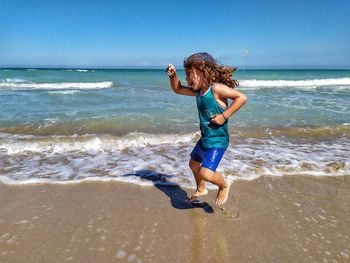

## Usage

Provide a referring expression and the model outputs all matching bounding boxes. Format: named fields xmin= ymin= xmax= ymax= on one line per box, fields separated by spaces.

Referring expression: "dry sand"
xmin=1 ymin=175 xmax=350 ymax=263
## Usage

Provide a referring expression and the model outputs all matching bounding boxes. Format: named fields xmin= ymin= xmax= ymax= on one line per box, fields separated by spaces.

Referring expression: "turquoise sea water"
xmin=1 ymin=69 xmax=350 ymax=132
xmin=0 ymin=68 xmax=349 ymax=186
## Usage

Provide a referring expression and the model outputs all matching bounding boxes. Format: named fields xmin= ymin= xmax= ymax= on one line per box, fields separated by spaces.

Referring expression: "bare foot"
xmin=215 ymin=184 xmax=231 ymax=205
xmin=187 ymin=188 xmax=208 ymax=202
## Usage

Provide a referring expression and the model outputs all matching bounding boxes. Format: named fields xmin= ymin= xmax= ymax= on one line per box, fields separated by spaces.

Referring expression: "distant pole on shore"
xmin=242 ymin=49 xmax=249 ymax=73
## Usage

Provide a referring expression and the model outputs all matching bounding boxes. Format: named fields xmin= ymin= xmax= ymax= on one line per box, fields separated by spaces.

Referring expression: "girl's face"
xmin=185 ymin=67 xmax=205 ymax=91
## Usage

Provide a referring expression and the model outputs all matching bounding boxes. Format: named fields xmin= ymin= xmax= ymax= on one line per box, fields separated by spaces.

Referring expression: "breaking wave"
xmin=240 ymin=77 xmax=350 ymax=89
xmin=0 ymin=81 xmax=113 ymax=90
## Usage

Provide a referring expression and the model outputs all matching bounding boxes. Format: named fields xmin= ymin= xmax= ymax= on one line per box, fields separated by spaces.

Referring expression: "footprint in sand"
xmin=115 ymin=249 xmax=143 ymax=262
xmin=116 ymin=249 xmax=126 ymax=259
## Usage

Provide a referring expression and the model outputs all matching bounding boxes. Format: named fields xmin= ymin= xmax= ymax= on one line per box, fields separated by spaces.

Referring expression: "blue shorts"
xmin=190 ymin=140 xmax=226 ymax=172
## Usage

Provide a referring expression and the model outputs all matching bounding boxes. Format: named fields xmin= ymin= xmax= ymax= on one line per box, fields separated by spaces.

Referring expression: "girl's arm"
xmin=211 ymin=83 xmax=247 ymax=125
xmin=166 ymin=64 xmax=196 ymax=96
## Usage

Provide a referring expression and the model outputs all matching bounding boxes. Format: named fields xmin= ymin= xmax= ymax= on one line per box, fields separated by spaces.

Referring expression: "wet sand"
xmin=1 ymin=175 xmax=350 ymax=263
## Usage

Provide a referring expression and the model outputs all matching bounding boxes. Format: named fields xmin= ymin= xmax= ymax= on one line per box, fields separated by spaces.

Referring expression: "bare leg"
xmin=188 ymin=159 xmax=208 ymax=201
xmin=199 ymin=167 xmax=230 ymax=205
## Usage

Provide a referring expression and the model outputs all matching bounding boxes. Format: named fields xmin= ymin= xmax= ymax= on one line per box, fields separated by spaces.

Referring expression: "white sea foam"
xmin=0 ymin=81 xmax=113 ymax=90
xmin=62 ymin=69 xmax=94 ymax=72
xmin=0 ymin=132 xmax=198 ymax=154
xmin=240 ymin=77 xmax=350 ymax=89
xmin=0 ymin=133 xmax=349 ymax=188
xmin=0 ymin=175 xmax=156 ymax=187
xmin=5 ymin=78 xmax=26 ymax=83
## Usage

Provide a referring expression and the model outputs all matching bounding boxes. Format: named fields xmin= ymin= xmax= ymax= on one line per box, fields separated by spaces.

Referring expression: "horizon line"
xmin=1 ymin=66 xmax=350 ymax=70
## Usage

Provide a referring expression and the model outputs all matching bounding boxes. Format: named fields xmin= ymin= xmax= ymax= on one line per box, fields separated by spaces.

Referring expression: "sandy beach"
xmin=1 ymin=175 xmax=350 ymax=263
xmin=2 ymin=0 xmax=350 ymax=261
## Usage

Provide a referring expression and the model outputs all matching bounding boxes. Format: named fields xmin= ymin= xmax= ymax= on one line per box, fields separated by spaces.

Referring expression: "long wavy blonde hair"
xmin=183 ymin=52 xmax=239 ymax=89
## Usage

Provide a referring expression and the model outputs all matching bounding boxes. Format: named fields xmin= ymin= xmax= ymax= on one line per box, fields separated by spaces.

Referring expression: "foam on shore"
xmin=1 ymin=132 xmax=349 ymax=187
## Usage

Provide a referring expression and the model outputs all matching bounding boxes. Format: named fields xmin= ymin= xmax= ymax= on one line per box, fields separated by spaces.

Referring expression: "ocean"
xmin=0 ymin=68 xmax=349 ymax=188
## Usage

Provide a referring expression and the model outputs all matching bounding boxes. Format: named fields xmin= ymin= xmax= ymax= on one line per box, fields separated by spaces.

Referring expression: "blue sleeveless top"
xmin=196 ymin=86 xmax=229 ymax=149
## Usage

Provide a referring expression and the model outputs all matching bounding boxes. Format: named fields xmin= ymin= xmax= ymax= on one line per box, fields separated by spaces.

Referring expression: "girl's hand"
xmin=166 ymin=64 xmax=177 ymax=79
xmin=211 ymin=114 xmax=226 ymax=126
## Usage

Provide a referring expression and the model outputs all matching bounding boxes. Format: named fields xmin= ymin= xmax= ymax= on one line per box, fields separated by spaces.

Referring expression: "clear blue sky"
xmin=1 ymin=0 xmax=349 ymax=68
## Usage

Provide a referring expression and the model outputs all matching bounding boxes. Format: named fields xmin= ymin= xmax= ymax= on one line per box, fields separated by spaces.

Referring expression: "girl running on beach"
xmin=166 ymin=52 xmax=247 ymax=205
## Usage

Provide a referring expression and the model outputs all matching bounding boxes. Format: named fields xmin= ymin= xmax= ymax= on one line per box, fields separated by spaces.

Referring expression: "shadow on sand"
xmin=123 ymin=170 xmax=214 ymax=213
